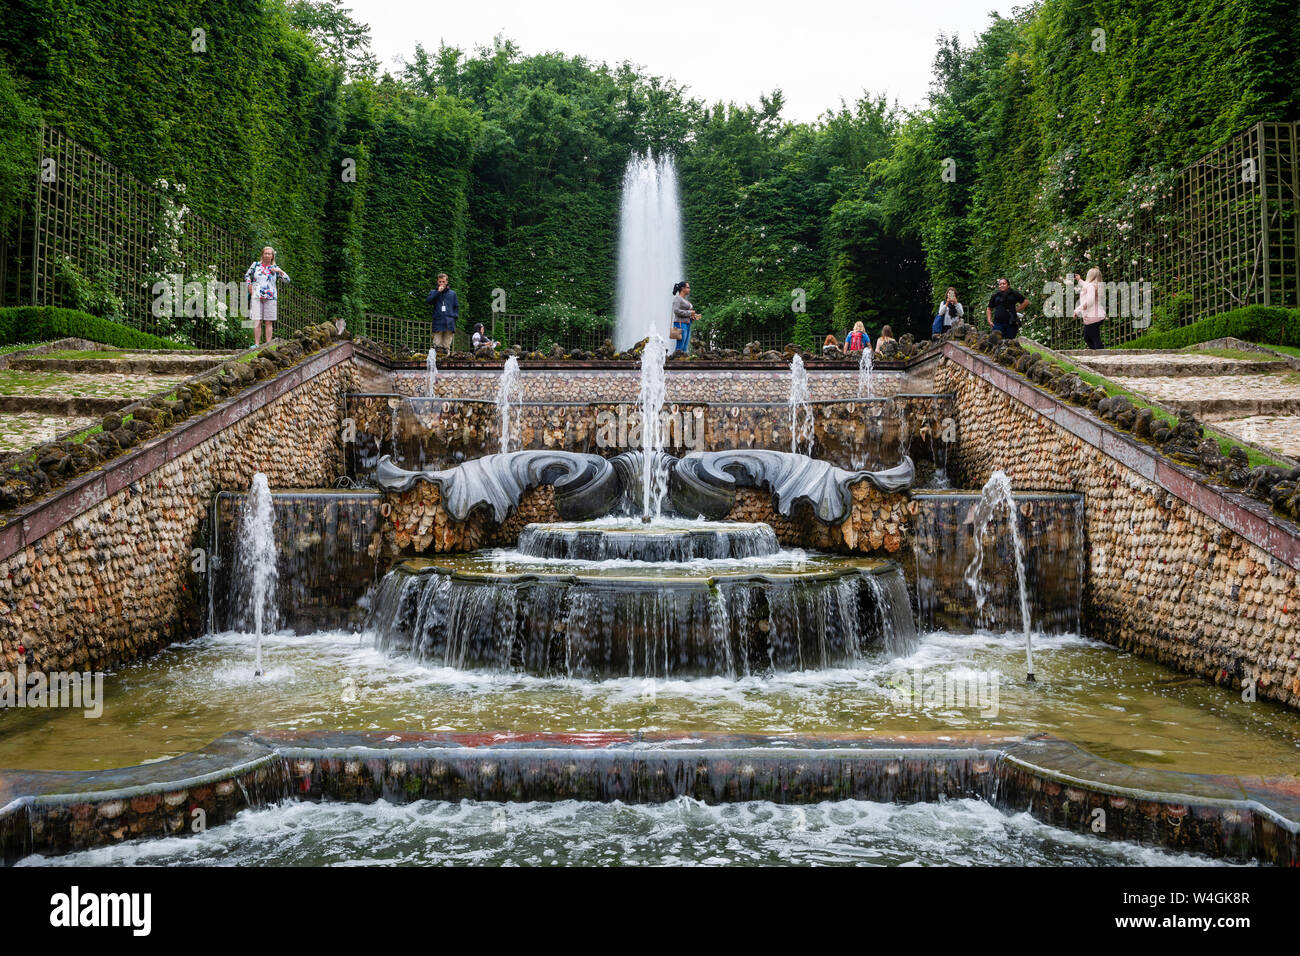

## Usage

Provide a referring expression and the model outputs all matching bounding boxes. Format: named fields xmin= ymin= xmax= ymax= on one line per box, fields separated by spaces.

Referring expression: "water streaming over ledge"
xmin=363 ymin=523 xmax=917 ymax=679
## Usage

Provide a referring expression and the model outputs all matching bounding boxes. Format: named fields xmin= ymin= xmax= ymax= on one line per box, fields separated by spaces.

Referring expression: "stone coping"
xmin=943 ymin=342 xmax=1300 ymax=571
xmin=350 ymin=391 xmax=951 ymax=408
xmin=1 ymin=729 xmax=1294 ymax=864
xmin=0 ymin=341 xmax=355 ymax=565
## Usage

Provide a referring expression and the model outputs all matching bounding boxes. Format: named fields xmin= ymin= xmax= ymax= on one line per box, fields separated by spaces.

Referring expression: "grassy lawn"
xmin=24 ymin=349 xmax=131 ymax=361
xmin=1254 ymin=342 xmax=1300 ymax=360
xmin=0 ymin=369 xmax=78 ymax=395
xmin=1021 ymin=342 xmax=1289 ymax=469
xmin=0 ymin=342 xmax=49 ymax=356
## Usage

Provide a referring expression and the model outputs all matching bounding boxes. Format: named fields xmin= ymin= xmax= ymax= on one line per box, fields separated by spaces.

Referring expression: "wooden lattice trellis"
xmin=15 ymin=126 xmax=328 ymax=348
xmin=1049 ymin=120 xmax=1300 ymax=349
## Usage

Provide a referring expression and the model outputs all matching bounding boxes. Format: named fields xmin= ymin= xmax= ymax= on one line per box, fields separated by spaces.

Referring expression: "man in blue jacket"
xmin=426 ymin=272 xmax=459 ymax=351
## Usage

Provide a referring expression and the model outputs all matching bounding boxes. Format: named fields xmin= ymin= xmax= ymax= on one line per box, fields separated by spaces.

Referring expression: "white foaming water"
xmin=496 ymin=355 xmax=521 ymax=455
xmin=615 ymin=152 xmax=684 ymax=351
xmin=20 ymin=796 xmax=1228 ymax=867
xmin=425 ymin=347 xmax=437 ymax=397
xmin=638 ymin=330 xmax=669 ymax=517
xmin=236 ymin=473 xmax=277 ymax=677
xmin=789 ymin=354 xmax=814 ymax=455
xmin=857 ymin=346 xmax=874 ymax=398
xmin=963 ymin=470 xmax=1034 ymax=679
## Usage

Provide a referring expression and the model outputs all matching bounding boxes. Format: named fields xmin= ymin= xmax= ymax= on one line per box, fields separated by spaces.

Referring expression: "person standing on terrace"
xmin=986 ymin=278 xmax=1028 ymax=338
xmin=426 ymin=272 xmax=459 ymax=352
xmin=244 ymin=246 xmax=290 ymax=346
xmin=671 ymin=281 xmax=698 ymax=353
xmin=1073 ymin=267 xmax=1106 ymax=350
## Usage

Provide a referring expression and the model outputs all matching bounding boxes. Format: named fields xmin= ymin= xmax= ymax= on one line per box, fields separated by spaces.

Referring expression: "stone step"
xmin=1065 ymin=354 xmax=1285 ymax=377
xmin=8 ymin=355 xmax=228 ymax=374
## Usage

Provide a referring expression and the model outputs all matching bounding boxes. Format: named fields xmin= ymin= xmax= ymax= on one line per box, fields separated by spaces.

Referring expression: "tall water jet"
xmin=235 ymin=472 xmax=278 ymax=677
xmin=789 ymin=355 xmax=814 ymax=456
xmin=615 ymin=153 xmax=684 ymax=351
xmin=425 ymin=348 xmax=438 ymax=398
xmin=638 ymin=330 xmax=669 ymax=518
xmin=964 ymin=470 xmax=1034 ymax=680
xmin=496 ymin=355 xmax=522 ymax=455
xmin=857 ymin=347 xmax=875 ymax=399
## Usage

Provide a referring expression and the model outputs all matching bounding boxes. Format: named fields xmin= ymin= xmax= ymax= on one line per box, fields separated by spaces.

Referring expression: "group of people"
xmin=240 ymin=251 xmax=1108 ymax=355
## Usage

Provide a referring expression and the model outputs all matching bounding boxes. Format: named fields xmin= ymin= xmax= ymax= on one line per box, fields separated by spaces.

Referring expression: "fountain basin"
xmin=368 ymin=543 xmax=915 ymax=678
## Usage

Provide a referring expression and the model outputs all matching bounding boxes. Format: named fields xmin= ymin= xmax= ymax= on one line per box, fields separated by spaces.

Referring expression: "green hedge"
xmin=0 ymin=307 xmax=188 ymax=350
xmin=1122 ymin=306 xmax=1300 ymax=350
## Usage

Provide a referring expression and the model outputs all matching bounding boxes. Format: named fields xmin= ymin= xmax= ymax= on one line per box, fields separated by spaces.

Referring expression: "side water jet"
xmin=425 ymin=348 xmax=438 ymax=398
xmin=638 ymin=330 xmax=669 ymax=518
xmin=235 ymin=472 xmax=278 ymax=677
xmin=789 ymin=355 xmax=814 ymax=456
xmin=615 ymin=152 xmax=684 ymax=351
xmin=964 ymin=470 xmax=1034 ymax=680
xmin=857 ymin=347 xmax=874 ymax=399
xmin=496 ymin=355 xmax=521 ymax=455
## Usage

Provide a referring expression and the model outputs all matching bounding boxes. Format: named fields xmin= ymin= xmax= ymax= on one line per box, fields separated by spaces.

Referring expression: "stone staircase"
xmin=1062 ymin=342 xmax=1300 ymax=459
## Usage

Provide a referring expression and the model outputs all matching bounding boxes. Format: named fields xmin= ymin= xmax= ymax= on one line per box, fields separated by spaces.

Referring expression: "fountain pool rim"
xmin=3 ymin=728 xmax=1296 ymax=865
xmin=392 ymin=553 xmax=899 ymax=589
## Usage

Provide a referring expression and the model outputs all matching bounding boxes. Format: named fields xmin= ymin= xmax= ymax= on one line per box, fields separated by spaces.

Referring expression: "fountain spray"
xmin=237 ymin=472 xmax=278 ymax=677
xmin=496 ymin=355 xmax=522 ymax=455
xmin=964 ymin=470 xmax=1035 ymax=681
xmin=789 ymin=355 xmax=814 ymax=456
xmin=638 ymin=328 xmax=669 ymax=520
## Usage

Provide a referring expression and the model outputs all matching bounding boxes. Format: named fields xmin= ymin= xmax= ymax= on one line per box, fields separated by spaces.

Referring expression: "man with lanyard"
xmin=426 ymin=272 xmax=459 ymax=351
xmin=986 ymin=278 xmax=1028 ymax=339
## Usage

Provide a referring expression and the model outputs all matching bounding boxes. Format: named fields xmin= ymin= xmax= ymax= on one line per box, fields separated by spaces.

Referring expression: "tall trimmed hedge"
xmin=1123 ymin=306 xmax=1300 ymax=350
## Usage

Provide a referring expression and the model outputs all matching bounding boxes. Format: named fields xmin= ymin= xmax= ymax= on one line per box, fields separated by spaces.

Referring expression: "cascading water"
xmin=615 ymin=153 xmax=684 ymax=351
xmin=234 ymin=472 xmax=278 ymax=677
xmin=364 ymin=523 xmax=915 ymax=680
xmin=789 ymin=355 xmax=814 ymax=456
xmin=638 ymin=331 xmax=669 ymax=518
xmin=425 ymin=348 xmax=438 ymax=398
xmin=963 ymin=470 xmax=1035 ymax=680
xmin=857 ymin=347 xmax=875 ymax=399
xmin=496 ymin=355 xmax=522 ymax=455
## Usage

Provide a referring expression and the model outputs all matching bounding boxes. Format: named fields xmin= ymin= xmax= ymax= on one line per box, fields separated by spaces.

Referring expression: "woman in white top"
xmin=244 ymin=246 xmax=290 ymax=346
xmin=936 ymin=287 xmax=964 ymax=332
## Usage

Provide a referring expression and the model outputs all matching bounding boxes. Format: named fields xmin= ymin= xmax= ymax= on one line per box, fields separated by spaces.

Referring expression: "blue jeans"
xmin=674 ymin=321 xmax=691 ymax=352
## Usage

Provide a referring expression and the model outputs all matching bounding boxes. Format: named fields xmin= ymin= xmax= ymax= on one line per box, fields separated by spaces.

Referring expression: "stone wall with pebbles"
xmin=0 ymin=359 xmax=354 ymax=676
xmin=346 ymin=393 xmax=952 ymax=479
xmin=935 ymin=346 xmax=1300 ymax=710
xmin=383 ymin=479 xmax=910 ymax=557
xmin=395 ymin=367 xmax=904 ymax=402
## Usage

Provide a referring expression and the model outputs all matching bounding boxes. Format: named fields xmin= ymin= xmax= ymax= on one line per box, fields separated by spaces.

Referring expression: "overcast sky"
xmin=359 ymin=0 xmax=1005 ymax=122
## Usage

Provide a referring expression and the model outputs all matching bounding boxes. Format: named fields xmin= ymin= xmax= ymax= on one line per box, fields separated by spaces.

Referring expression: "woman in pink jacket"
xmin=1074 ymin=266 xmax=1105 ymax=349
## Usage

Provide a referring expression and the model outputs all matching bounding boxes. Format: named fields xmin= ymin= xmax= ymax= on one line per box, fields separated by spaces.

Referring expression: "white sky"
xmin=357 ymin=0 xmax=1003 ymax=122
